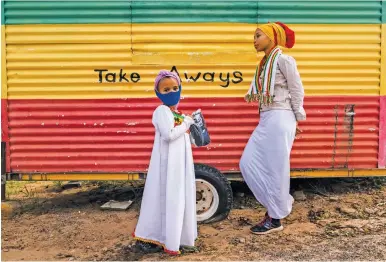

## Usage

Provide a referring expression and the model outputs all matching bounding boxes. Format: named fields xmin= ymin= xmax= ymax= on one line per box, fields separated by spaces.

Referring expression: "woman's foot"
xmin=135 ymin=241 xmax=162 ymax=253
xmin=250 ymin=216 xmax=283 ymax=235
xmin=251 ymin=211 xmax=268 ymax=227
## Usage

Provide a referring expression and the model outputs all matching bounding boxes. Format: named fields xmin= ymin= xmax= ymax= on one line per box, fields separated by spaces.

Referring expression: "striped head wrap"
xmin=245 ymin=22 xmax=295 ymax=107
xmin=257 ymin=22 xmax=295 ymax=48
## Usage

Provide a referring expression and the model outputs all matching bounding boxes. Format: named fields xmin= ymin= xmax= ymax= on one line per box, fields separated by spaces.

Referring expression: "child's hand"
xmin=184 ymin=115 xmax=194 ymax=125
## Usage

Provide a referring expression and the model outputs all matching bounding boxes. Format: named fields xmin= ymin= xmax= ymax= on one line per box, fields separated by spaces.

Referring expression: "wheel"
xmin=195 ymin=163 xmax=233 ymax=224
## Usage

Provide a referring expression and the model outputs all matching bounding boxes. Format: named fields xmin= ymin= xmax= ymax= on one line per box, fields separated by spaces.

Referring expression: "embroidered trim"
xmin=246 ymin=46 xmax=282 ymax=108
xmin=132 ymin=232 xmax=181 ymax=255
xmin=171 ymin=110 xmax=184 ymax=127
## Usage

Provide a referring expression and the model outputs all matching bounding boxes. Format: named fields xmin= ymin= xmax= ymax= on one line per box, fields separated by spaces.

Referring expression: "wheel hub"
xmin=195 ymin=179 xmax=219 ymax=221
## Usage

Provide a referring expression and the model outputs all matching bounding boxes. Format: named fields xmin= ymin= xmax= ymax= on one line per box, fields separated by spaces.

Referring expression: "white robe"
xmin=239 ymin=110 xmax=296 ymax=219
xmin=134 ymin=105 xmax=197 ymax=253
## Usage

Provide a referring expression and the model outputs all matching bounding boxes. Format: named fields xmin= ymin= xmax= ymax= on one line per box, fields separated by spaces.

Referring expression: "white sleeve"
xmin=153 ymin=106 xmax=194 ymax=142
xmin=279 ymin=55 xmax=306 ymax=121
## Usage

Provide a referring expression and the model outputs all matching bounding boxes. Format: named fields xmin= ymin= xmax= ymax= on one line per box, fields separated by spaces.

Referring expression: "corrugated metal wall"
xmin=5 ymin=24 xmax=381 ymax=98
xmin=7 ymin=97 xmax=379 ymax=172
xmin=132 ymin=24 xmax=381 ymax=95
xmin=257 ymin=1 xmax=382 ymax=24
xmin=1 ymin=0 xmax=384 ymax=174
xmin=4 ymin=1 xmax=382 ymax=25
xmin=132 ymin=1 xmax=258 ymax=23
xmin=5 ymin=24 xmax=132 ymax=99
xmin=2 ymin=1 xmax=131 ymax=24
xmin=379 ymin=0 xmax=386 ymax=169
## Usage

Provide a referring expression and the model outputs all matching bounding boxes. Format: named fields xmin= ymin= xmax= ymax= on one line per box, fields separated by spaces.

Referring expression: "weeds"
xmin=21 ymin=185 xmax=37 ymax=198
xmin=53 ymin=181 xmax=63 ymax=188
xmin=5 ymin=181 xmax=35 ymax=199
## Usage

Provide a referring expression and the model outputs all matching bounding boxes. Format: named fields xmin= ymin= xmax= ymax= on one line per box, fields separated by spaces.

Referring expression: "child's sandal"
xmin=179 ymin=245 xmax=199 ymax=254
xmin=135 ymin=241 xmax=162 ymax=254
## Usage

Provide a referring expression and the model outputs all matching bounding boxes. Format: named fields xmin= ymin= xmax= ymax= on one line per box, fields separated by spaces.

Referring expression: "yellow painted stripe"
xmin=13 ymin=169 xmax=386 ymax=181
xmin=381 ymin=24 xmax=386 ymax=96
xmin=291 ymin=169 xmax=386 ymax=178
xmin=19 ymin=173 xmax=140 ymax=181
xmin=2 ymin=23 xmax=382 ymax=99
xmin=5 ymin=24 xmax=132 ymax=43
xmin=1 ymin=25 xmax=7 ymax=99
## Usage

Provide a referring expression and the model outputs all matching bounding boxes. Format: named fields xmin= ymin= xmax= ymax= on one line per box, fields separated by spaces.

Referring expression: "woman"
xmin=133 ymin=70 xmax=197 ymax=255
xmin=240 ymin=22 xmax=306 ymax=235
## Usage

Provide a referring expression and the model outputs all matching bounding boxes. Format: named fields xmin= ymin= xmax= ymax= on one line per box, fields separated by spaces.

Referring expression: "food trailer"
xmin=1 ymin=0 xmax=385 ymax=222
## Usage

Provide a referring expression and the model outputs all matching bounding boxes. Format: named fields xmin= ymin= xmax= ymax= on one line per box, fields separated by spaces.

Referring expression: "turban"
xmin=257 ymin=22 xmax=295 ymax=48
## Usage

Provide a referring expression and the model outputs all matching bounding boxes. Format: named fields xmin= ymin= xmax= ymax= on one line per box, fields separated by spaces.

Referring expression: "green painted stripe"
xmin=2 ymin=0 xmax=385 ymax=25
xmin=3 ymin=0 xmax=131 ymax=24
xmin=132 ymin=1 xmax=258 ymax=23
xmin=257 ymin=1 xmax=382 ymax=24
xmin=1 ymin=1 xmax=5 ymax=25
xmin=133 ymin=0 xmax=383 ymax=24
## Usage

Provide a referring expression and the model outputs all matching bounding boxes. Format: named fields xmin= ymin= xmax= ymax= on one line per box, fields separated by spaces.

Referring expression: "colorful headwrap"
xmin=257 ymin=22 xmax=295 ymax=48
xmin=245 ymin=22 xmax=295 ymax=107
xmin=154 ymin=70 xmax=181 ymax=91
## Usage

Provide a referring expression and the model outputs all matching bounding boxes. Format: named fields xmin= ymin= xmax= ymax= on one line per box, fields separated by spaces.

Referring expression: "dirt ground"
xmin=1 ymin=178 xmax=386 ymax=261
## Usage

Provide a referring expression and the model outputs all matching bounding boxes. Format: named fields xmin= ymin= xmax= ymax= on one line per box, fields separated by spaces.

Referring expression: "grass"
xmin=4 ymin=180 xmax=145 ymax=201
xmin=83 ymin=180 xmax=144 ymax=189
xmin=5 ymin=181 xmax=37 ymax=199
xmin=53 ymin=181 xmax=63 ymax=188
xmin=5 ymin=181 xmax=62 ymax=200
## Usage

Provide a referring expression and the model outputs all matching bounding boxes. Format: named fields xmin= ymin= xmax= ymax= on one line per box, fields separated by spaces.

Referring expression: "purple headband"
xmin=154 ymin=70 xmax=181 ymax=91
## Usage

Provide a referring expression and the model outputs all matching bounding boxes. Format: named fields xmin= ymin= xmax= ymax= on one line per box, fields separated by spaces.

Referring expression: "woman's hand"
xmin=244 ymin=94 xmax=250 ymax=102
xmin=295 ymin=121 xmax=302 ymax=138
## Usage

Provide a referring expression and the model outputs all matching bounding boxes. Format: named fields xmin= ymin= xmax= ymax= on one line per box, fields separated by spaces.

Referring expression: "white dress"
xmin=133 ymin=105 xmax=197 ymax=254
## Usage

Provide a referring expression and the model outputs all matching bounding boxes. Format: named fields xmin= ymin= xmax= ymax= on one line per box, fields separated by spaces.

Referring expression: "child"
xmin=132 ymin=70 xmax=197 ymax=255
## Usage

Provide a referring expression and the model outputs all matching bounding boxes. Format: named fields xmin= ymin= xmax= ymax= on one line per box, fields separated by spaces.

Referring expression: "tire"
xmin=194 ymin=163 xmax=233 ymax=224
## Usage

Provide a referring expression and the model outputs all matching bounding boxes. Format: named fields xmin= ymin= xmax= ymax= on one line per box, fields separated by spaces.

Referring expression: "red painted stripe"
xmin=4 ymin=96 xmax=380 ymax=173
xmin=378 ymin=96 xmax=386 ymax=168
xmin=1 ymin=99 xmax=11 ymax=173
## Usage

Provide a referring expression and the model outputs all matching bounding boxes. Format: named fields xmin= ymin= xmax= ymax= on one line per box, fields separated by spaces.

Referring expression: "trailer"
xmin=1 ymin=0 xmax=386 ymax=223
